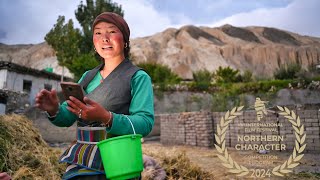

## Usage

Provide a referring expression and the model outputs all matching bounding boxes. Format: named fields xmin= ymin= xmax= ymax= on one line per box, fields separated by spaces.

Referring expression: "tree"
xmin=45 ymin=16 xmax=82 ymax=81
xmin=45 ymin=0 xmax=124 ymax=81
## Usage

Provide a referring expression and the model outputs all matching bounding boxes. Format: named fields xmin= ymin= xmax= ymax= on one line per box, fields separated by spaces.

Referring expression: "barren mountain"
xmin=0 ymin=42 xmax=73 ymax=78
xmin=1 ymin=24 xmax=320 ymax=80
xmin=131 ymin=24 xmax=320 ymax=79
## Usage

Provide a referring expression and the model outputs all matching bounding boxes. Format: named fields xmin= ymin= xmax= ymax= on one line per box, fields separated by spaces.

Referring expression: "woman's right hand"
xmin=35 ymin=89 xmax=59 ymax=115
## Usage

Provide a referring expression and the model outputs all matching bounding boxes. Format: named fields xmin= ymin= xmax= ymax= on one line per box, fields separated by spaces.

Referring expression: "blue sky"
xmin=0 ymin=0 xmax=319 ymax=45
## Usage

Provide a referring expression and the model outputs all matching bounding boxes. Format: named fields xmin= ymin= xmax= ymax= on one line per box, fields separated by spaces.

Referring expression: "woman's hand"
xmin=0 ymin=172 xmax=12 ymax=180
xmin=66 ymin=96 xmax=111 ymax=123
xmin=35 ymin=89 xmax=59 ymax=115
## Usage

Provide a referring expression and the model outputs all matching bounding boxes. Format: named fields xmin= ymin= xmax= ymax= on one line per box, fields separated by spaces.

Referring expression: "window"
xmin=0 ymin=94 xmax=7 ymax=114
xmin=0 ymin=95 xmax=7 ymax=104
xmin=44 ymin=84 xmax=52 ymax=91
xmin=23 ymin=80 xmax=32 ymax=93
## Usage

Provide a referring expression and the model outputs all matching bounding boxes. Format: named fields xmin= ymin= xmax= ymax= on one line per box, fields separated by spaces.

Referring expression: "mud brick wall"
xmin=159 ymin=110 xmax=320 ymax=152
xmin=160 ymin=112 xmax=214 ymax=147
xmin=296 ymin=110 xmax=320 ymax=152
xmin=160 ymin=113 xmax=185 ymax=145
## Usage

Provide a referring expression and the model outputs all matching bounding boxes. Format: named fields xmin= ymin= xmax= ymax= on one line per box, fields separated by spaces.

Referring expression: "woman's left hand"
xmin=0 ymin=172 xmax=11 ymax=180
xmin=66 ymin=96 xmax=110 ymax=123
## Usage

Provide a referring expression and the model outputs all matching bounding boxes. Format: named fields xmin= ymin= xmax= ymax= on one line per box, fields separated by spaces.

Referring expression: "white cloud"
xmin=208 ymin=0 xmax=320 ymax=37
xmin=117 ymin=0 xmax=173 ymax=38
xmin=120 ymin=0 xmax=198 ymax=38
xmin=118 ymin=0 xmax=197 ymax=38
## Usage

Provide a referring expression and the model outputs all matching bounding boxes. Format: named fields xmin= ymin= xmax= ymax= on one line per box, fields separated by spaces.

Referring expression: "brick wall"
xmin=160 ymin=110 xmax=320 ymax=152
xmin=160 ymin=112 xmax=214 ymax=147
xmin=160 ymin=113 xmax=185 ymax=145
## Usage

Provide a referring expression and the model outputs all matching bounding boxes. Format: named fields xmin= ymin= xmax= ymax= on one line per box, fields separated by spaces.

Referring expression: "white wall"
xmin=4 ymin=71 xmax=62 ymax=105
xmin=0 ymin=69 xmax=8 ymax=89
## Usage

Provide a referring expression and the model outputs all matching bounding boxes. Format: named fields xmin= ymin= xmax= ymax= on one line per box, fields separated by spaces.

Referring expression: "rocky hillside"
xmin=131 ymin=24 xmax=320 ymax=79
xmin=1 ymin=24 xmax=320 ymax=79
xmin=0 ymin=42 xmax=73 ymax=78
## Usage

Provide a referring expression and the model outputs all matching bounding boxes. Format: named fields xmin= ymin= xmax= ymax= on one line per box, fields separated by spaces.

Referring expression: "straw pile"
xmin=0 ymin=114 xmax=65 ymax=180
xmin=1 ymin=114 xmax=215 ymax=179
xmin=142 ymin=143 xmax=215 ymax=180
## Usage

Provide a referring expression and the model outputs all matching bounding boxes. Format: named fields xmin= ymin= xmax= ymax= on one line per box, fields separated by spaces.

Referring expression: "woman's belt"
xmin=77 ymin=127 xmax=107 ymax=144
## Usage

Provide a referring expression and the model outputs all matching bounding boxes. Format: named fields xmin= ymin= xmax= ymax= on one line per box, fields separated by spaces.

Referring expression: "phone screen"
xmin=60 ymin=82 xmax=85 ymax=102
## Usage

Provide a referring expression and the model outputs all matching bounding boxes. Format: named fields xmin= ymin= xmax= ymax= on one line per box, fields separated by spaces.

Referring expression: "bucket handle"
xmin=124 ymin=115 xmax=136 ymax=136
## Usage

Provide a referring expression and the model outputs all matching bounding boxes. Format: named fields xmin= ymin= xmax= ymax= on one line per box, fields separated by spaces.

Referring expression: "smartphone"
xmin=60 ymin=82 xmax=86 ymax=102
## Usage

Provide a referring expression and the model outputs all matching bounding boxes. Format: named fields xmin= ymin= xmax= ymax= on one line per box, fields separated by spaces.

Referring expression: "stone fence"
xmin=159 ymin=110 xmax=320 ymax=153
xmin=0 ymin=89 xmax=29 ymax=114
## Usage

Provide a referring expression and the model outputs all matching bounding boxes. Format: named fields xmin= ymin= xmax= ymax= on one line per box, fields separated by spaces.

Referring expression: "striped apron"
xmin=60 ymin=127 xmax=107 ymax=179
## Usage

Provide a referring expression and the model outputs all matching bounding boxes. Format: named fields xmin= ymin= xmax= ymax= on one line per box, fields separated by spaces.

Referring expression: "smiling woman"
xmin=35 ymin=12 xmax=154 ymax=180
xmin=93 ymin=22 xmax=127 ymax=71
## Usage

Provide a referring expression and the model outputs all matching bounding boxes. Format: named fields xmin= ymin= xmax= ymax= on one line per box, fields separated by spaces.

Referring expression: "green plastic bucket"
xmin=97 ymin=116 xmax=143 ymax=180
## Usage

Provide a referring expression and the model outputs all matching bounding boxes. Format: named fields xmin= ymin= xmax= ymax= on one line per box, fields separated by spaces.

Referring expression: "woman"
xmin=35 ymin=12 xmax=154 ymax=180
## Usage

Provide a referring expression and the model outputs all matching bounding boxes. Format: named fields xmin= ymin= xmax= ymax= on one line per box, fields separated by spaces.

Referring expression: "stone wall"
xmin=153 ymin=89 xmax=320 ymax=114
xmin=160 ymin=110 xmax=320 ymax=152
xmin=0 ymin=89 xmax=29 ymax=114
xmin=25 ymin=107 xmax=77 ymax=143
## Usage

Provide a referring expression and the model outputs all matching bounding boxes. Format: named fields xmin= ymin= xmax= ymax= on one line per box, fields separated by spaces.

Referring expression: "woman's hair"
xmin=92 ymin=12 xmax=130 ymax=58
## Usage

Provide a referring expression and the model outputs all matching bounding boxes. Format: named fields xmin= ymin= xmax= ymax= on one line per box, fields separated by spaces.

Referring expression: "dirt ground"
xmin=142 ymin=142 xmax=320 ymax=180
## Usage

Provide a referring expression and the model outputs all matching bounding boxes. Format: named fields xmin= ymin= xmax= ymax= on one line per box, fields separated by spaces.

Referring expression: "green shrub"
xmin=312 ymin=76 xmax=320 ymax=81
xmin=215 ymin=66 xmax=241 ymax=83
xmin=274 ymin=63 xmax=302 ymax=80
xmin=241 ymin=70 xmax=253 ymax=82
xmin=242 ymin=80 xmax=291 ymax=93
xmin=296 ymin=64 xmax=320 ymax=82
xmin=214 ymin=79 xmax=292 ymax=97
xmin=192 ymin=69 xmax=213 ymax=91
xmin=137 ymin=62 xmax=181 ymax=85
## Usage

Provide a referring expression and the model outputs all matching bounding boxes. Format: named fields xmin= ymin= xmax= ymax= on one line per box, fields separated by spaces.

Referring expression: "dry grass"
xmin=142 ymin=143 xmax=216 ymax=180
xmin=0 ymin=114 xmax=65 ymax=180
xmin=143 ymin=143 xmax=320 ymax=180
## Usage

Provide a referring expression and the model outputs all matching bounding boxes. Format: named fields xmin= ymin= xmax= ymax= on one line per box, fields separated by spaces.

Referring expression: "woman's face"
xmin=93 ymin=22 xmax=125 ymax=60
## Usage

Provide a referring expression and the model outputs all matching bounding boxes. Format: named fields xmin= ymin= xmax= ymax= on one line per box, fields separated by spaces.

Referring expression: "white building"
xmin=0 ymin=61 xmax=72 ymax=108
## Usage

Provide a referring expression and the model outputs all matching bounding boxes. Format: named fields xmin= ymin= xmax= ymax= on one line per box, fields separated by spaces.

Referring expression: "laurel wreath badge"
xmin=214 ymin=105 xmax=307 ymax=177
